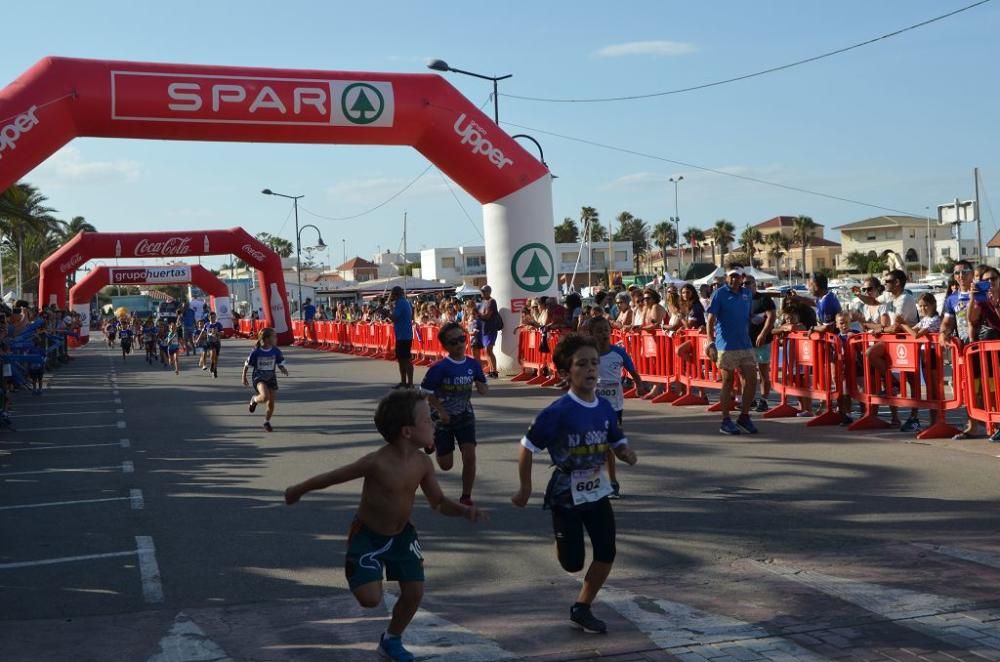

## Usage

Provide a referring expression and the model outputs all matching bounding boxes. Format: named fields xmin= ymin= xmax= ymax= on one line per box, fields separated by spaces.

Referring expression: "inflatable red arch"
xmin=41 ymin=228 xmax=292 ymax=343
xmin=0 ymin=57 xmax=554 ymax=370
xmin=70 ymin=263 xmax=233 ymax=346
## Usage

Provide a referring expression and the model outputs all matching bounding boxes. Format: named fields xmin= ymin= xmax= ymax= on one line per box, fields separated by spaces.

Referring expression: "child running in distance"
xmin=420 ymin=322 xmax=488 ymax=506
xmin=166 ymin=322 xmax=182 ymax=375
xmin=512 ymin=333 xmax=638 ymax=635
xmin=142 ymin=318 xmax=156 ymax=365
xmin=285 ymin=389 xmax=486 ymax=662
xmin=242 ymin=327 xmax=288 ymax=432
xmin=587 ymin=316 xmax=645 ymax=499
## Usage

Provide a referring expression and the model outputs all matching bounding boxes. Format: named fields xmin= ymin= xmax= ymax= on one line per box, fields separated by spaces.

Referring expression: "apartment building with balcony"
xmin=832 ymin=215 xmax=975 ymax=275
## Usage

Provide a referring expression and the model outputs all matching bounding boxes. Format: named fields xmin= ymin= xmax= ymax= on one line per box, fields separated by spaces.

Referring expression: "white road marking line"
xmin=116 ymin=408 xmax=125 ymax=414
xmin=121 ymin=438 xmax=131 ymax=448
xmin=147 ymin=612 xmax=229 ymax=661
xmin=18 ymin=423 xmax=120 ymax=432
xmin=114 ymin=398 xmax=122 ymax=404
xmin=0 ymin=496 xmax=130 ymax=510
xmin=130 ymin=489 xmax=144 ymax=510
xmin=760 ymin=562 xmax=1000 ymax=652
xmin=123 ymin=460 xmax=134 ymax=473
xmin=2 ymin=464 xmax=126 ymax=476
xmin=7 ymin=442 xmax=123 ymax=452
xmin=0 ymin=550 xmax=136 ymax=570
xmin=136 ymin=536 xmax=164 ymax=604
xmin=117 ymin=421 xmax=127 ymax=429
xmin=16 ymin=398 xmax=126 ymax=408
xmin=382 ymin=591 xmax=518 ymax=661
xmin=599 ymin=584 xmax=826 ymax=659
xmin=913 ymin=543 xmax=1000 ymax=570
xmin=113 ymin=390 xmax=120 ymax=395
xmin=15 ymin=410 xmax=121 ymax=418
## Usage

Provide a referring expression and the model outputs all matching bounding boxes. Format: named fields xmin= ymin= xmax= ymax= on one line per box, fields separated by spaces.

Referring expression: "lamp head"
xmin=261 ymin=189 xmax=273 ymax=195
xmin=426 ymin=58 xmax=450 ymax=72
xmin=316 ymin=238 xmax=327 ymax=249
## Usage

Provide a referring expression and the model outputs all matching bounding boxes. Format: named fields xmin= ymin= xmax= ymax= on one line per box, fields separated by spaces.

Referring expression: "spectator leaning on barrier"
xmin=969 ymin=267 xmax=1000 ymax=442
xmin=705 ymin=265 xmax=759 ymax=436
xmin=389 ymin=286 xmax=414 ymax=389
xmin=744 ymin=275 xmax=776 ymax=413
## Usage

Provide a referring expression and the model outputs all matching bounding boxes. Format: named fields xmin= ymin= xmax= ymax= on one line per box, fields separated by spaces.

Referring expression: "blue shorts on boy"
xmin=420 ymin=355 xmax=486 ymax=455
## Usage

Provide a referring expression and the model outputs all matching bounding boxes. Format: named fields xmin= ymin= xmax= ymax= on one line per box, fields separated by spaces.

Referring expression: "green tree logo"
xmin=511 ymin=243 xmax=555 ymax=292
xmin=341 ymin=83 xmax=384 ymax=125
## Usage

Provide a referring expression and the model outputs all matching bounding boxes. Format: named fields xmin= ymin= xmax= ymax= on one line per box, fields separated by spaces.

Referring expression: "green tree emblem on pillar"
xmin=511 ymin=243 xmax=555 ymax=292
xmin=341 ymin=83 xmax=385 ymax=125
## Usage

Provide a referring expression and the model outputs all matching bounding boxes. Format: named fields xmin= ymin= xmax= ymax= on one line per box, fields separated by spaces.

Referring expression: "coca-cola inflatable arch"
xmin=0 ymin=57 xmax=554 ymax=370
xmin=69 ymin=263 xmax=234 ymax=346
xmin=40 ymin=228 xmax=292 ymax=344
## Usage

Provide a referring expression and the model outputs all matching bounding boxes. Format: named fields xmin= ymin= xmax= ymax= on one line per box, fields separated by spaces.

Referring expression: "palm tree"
xmin=256 ymin=232 xmax=293 ymax=258
xmin=554 ymin=217 xmax=579 ymax=243
xmin=684 ymin=227 xmax=706 ymax=262
xmin=844 ymin=250 xmax=871 ymax=273
xmin=60 ymin=215 xmax=96 ymax=242
xmin=765 ymin=233 xmax=791 ymax=279
xmin=614 ymin=212 xmax=650 ymax=273
xmin=792 ymin=215 xmax=817 ymax=278
xmin=579 ymin=206 xmax=606 ymax=242
xmin=710 ymin=219 xmax=736 ymax=266
xmin=739 ymin=226 xmax=764 ymax=267
xmin=0 ymin=182 xmax=60 ymax=297
xmin=652 ymin=221 xmax=676 ymax=275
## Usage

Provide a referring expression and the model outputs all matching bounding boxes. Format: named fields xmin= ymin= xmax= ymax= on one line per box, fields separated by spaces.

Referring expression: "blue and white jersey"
xmin=205 ymin=321 xmax=223 ymax=341
xmin=118 ymin=328 xmax=133 ymax=341
xmin=420 ymin=356 xmax=486 ymax=418
xmin=246 ymin=346 xmax=285 ymax=381
xmin=142 ymin=326 xmax=156 ymax=342
xmin=596 ymin=345 xmax=637 ymax=412
xmin=521 ymin=391 xmax=628 ymax=509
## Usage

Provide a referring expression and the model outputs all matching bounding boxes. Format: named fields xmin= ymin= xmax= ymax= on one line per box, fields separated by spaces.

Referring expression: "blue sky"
xmin=5 ymin=0 xmax=999 ymax=269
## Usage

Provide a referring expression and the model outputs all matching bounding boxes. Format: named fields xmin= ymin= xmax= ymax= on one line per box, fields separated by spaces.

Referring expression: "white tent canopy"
xmin=693 ymin=266 xmax=725 ymax=286
xmin=454 ymin=283 xmax=481 ymax=297
xmin=743 ymin=266 xmax=779 ymax=282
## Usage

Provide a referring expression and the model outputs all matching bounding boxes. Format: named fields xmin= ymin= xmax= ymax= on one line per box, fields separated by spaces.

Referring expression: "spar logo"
xmin=111 ymin=72 xmax=395 ymax=128
xmin=453 ymin=113 xmax=513 ymax=170
xmin=0 ymin=105 xmax=39 ymax=162
xmin=134 ymin=237 xmax=192 ymax=257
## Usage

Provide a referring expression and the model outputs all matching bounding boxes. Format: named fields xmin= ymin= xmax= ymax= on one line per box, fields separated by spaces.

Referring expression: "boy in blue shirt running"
xmin=512 ymin=333 xmax=638 ymax=634
xmin=420 ymin=322 xmax=488 ymax=506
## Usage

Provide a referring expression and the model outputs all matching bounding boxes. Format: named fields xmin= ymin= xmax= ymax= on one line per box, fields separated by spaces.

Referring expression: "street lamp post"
xmin=669 ymin=176 xmax=684 ymax=277
xmin=427 ymin=59 xmax=512 ymax=125
xmin=262 ymin=189 xmax=325 ymax=320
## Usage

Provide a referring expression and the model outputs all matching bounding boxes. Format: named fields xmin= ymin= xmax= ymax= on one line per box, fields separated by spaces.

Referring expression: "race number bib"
xmin=570 ymin=466 xmax=613 ymax=506
xmin=596 ymin=379 xmax=623 ymax=410
xmin=256 ymin=357 xmax=276 ymax=371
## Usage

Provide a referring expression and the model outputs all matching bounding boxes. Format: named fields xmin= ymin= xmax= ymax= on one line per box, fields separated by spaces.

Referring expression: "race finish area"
xmin=2 ymin=336 xmax=999 ymax=661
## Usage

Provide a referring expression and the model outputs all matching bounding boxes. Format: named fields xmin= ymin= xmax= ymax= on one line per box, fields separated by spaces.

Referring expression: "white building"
xmin=832 ymin=215 xmax=979 ymax=275
xmin=420 ymin=242 xmax=634 ymax=288
xmin=372 ymin=250 xmax=421 ymax=278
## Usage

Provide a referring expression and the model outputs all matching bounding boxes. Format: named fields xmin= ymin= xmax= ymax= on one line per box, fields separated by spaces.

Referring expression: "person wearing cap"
xmin=705 ymin=265 xmax=759 ymax=435
xmin=389 ymin=286 xmax=414 ymax=388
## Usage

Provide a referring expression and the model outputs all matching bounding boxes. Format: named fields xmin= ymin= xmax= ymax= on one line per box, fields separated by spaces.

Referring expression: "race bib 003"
xmin=570 ymin=466 xmax=613 ymax=506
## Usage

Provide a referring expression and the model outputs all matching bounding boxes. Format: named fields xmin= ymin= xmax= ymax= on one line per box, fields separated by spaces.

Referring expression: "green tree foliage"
xmin=579 ymin=206 xmax=607 ymax=242
xmin=0 ymin=182 xmax=69 ymax=298
xmin=792 ymin=215 xmax=817 ymax=276
xmin=766 ymin=232 xmax=791 ymax=277
xmin=652 ymin=221 xmax=676 ymax=274
xmin=554 ymin=217 xmax=579 ymax=243
xmin=739 ymin=225 xmax=764 ymax=267
xmin=683 ymin=227 xmax=706 ymax=262
xmin=613 ymin=211 xmax=649 ymax=273
xmin=709 ymin=219 xmax=736 ymax=266
xmin=256 ymin=232 xmax=294 ymax=258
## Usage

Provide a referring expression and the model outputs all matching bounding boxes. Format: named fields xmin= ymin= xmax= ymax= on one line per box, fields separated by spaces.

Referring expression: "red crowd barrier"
xmin=764 ymin=331 xmax=842 ymax=426
xmin=963 ymin=340 xmax=1000 ymax=432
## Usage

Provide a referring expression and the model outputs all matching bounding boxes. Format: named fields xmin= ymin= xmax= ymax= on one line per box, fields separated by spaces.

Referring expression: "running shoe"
xmin=201 ymin=365 xmax=208 ymax=371
xmin=609 ymin=480 xmax=621 ymax=499
xmin=754 ymin=398 xmax=769 ymax=413
xmin=840 ymin=415 xmax=854 ymax=426
xmin=377 ymin=633 xmax=415 ymax=662
xmin=796 ymin=410 xmax=814 ymax=418
xmin=213 ymin=369 xmax=218 ymax=378
xmin=570 ymin=603 xmax=607 ymax=634
xmin=990 ymin=428 xmax=1000 ymax=444
xmin=736 ymin=414 xmax=758 ymax=435
xmin=720 ymin=418 xmax=742 ymax=435
xmin=393 ymin=382 xmax=407 ymax=389
xmin=899 ymin=417 xmax=922 ymax=433
xmin=249 ymin=398 xmax=258 ymax=413
xmin=263 ymin=421 xmax=273 ymax=432
xmin=459 ymin=495 xmax=474 ymax=507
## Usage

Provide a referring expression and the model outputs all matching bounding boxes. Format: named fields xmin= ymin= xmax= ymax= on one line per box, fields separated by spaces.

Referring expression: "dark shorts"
xmin=395 ymin=339 xmax=412 ymax=361
xmin=345 ymin=519 xmax=424 ymax=590
xmin=481 ymin=332 xmax=497 ymax=348
xmin=551 ymin=497 xmax=616 ymax=570
xmin=207 ymin=340 xmax=221 ymax=352
xmin=168 ymin=346 xmax=180 ymax=355
xmin=254 ymin=376 xmax=279 ymax=391
xmin=434 ymin=411 xmax=477 ymax=456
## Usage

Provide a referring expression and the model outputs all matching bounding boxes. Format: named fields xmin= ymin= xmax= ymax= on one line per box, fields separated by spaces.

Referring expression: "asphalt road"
xmin=2 ymin=337 xmax=1000 ymax=661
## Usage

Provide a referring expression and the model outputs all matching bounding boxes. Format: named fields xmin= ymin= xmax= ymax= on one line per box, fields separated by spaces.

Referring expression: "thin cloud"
xmin=595 ymin=41 xmax=697 ymax=58
xmin=33 ymin=146 xmax=141 ymax=185
xmin=603 ymin=172 xmax=675 ymax=190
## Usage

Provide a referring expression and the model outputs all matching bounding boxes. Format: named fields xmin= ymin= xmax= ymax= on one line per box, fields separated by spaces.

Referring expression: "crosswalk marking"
xmin=759 ymin=562 xmax=1000 ymax=654
xmin=599 ymin=584 xmax=827 ymax=660
xmin=147 ymin=612 xmax=230 ymax=662
xmin=382 ymin=592 xmax=518 ymax=661
xmin=913 ymin=542 xmax=1000 ymax=570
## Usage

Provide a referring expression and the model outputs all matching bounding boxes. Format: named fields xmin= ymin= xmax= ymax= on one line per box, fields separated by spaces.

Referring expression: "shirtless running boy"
xmin=285 ymin=389 xmax=486 ymax=662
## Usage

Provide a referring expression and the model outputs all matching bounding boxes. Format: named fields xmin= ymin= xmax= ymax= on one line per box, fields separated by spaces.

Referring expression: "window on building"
xmin=561 ymin=252 xmax=576 ymax=263
xmin=905 ymin=248 xmax=919 ymax=262
xmin=614 ymin=250 xmax=627 ymax=262
xmin=816 ymin=258 xmax=826 ymax=269
xmin=942 ymin=247 xmax=951 ymax=258
xmin=866 ymin=231 xmax=877 ymax=241
xmin=909 ymin=229 xmax=916 ymax=238
xmin=886 ymin=230 xmax=896 ymax=240
xmin=961 ymin=247 xmax=967 ymax=255
xmin=441 ymin=257 xmax=456 ymax=268
xmin=466 ymin=256 xmax=484 ymax=267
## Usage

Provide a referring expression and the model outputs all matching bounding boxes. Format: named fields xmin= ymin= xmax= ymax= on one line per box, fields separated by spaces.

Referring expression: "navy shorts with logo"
xmin=345 ymin=519 xmax=424 ymax=589
xmin=433 ymin=411 xmax=476 ymax=456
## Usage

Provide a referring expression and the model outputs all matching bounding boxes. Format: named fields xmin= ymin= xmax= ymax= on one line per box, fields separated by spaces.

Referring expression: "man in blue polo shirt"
xmin=706 ymin=265 xmax=759 ymax=435
xmin=389 ymin=286 xmax=414 ymax=388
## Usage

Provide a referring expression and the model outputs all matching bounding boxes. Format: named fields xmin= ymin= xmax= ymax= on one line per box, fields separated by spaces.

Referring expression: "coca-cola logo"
xmin=134 ymin=237 xmax=192 ymax=257
xmin=242 ymin=244 xmax=267 ymax=263
xmin=59 ymin=253 xmax=84 ymax=274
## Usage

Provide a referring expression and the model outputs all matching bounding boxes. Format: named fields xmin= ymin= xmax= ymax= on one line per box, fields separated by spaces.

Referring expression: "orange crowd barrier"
xmin=846 ymin=333 xmax=962 ymax=439
xmin=959 ymin=340 xmax=1000 ymax=433
xmin=763 ymin=331 xmax=842 ymax=426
